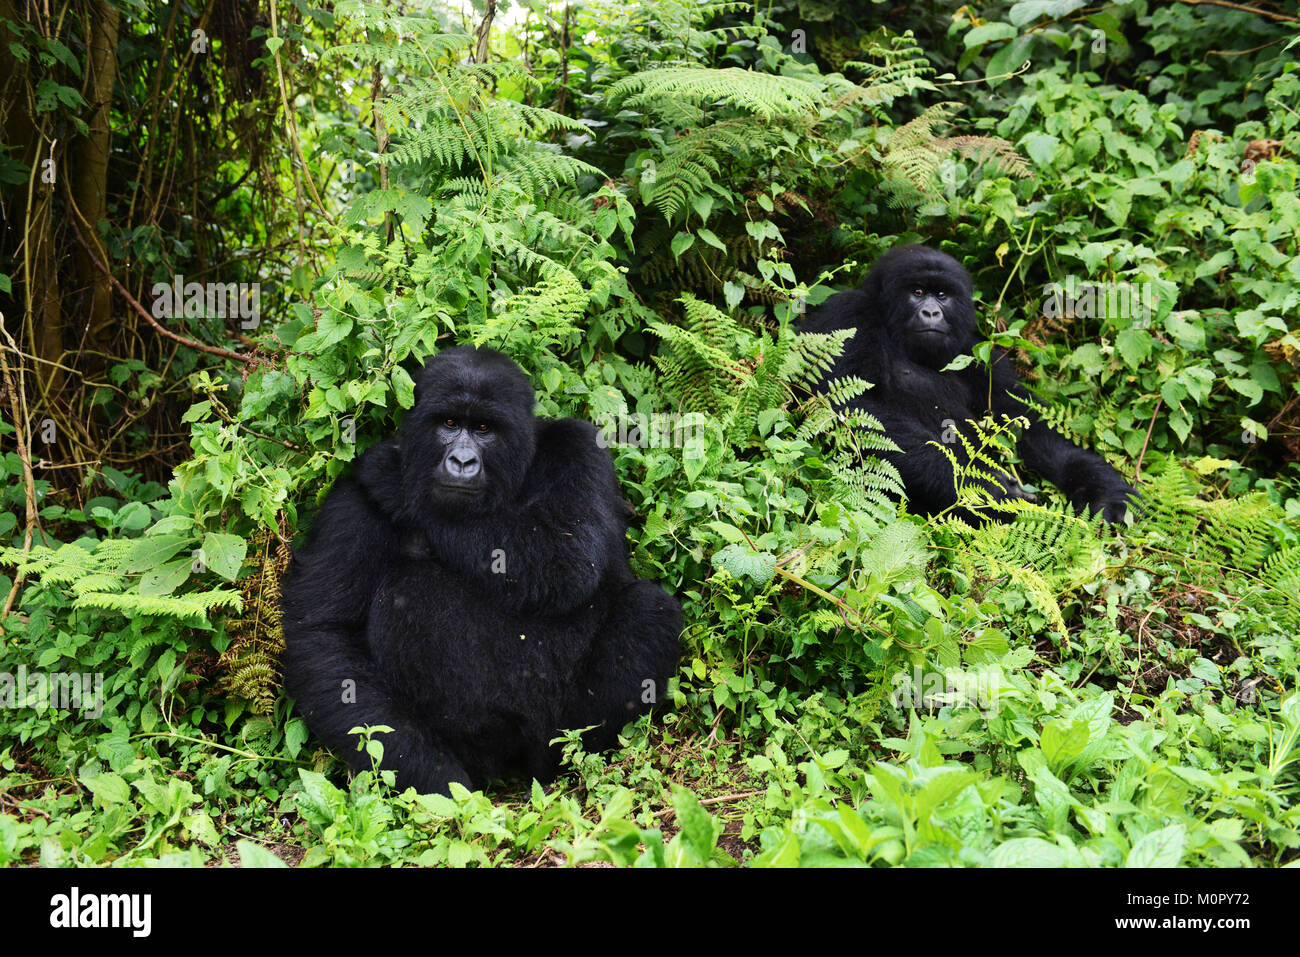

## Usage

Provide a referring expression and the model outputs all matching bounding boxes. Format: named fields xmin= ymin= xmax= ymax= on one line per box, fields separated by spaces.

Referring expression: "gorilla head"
xmin=399 ymin=346 xmax=538 ymax=515
xmin=862 ymin=244 xmax=978 ymax=368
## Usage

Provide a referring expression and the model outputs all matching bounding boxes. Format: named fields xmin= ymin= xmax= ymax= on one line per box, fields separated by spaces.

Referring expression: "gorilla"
xmin=281 ymin=346 xmax=683 ymax=795
xmin=802 ymin=244 xmax=1135 ymax=524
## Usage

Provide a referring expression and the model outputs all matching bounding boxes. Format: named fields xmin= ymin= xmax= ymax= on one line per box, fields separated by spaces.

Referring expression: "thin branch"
xmin=1176 ymin=0 xmax=1298 ymax=23
xmin=653 ymin=789 xmax=764 ymax=819
xmin=0 ymin=322 xmax=38 ymax=630
xmin=71 ymin=220 xmax=255 ymax=365
xmin=1132 ymin=397 xmax=1163 ymax=483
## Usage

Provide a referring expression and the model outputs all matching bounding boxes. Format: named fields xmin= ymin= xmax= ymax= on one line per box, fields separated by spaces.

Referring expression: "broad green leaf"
xmin=201 ymin=532 xmax=247 ymax=581
xmin=82 ymin=772 xmax=130 ymax=805
xmin=139 ymin=558 xmax=192 ymax=596
xmin=237 ymin=839 xmax=289 ymax=867
xmin=990 ymin=837 xmax=1069 ymax=866
xmin=1126 ymin=825 xmax=1186 ymax=868
xmin=124 ymin=534 xmax=193 ymax=572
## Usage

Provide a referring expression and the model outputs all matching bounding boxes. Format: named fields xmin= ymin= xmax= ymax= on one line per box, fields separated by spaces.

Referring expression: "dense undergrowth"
xmin=1 ymin=0 xmax=1299 ymax=867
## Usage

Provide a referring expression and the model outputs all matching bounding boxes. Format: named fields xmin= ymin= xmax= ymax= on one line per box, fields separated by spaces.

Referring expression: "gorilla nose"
xmin=447 ymin=453 xmax=480 ymax=478
xmin=919 ymin=305 xmax=944 ymax=323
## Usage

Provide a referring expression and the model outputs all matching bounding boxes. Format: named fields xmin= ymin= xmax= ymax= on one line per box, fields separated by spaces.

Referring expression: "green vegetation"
xmin=1 ymin=0 xmax=1298 ymax=867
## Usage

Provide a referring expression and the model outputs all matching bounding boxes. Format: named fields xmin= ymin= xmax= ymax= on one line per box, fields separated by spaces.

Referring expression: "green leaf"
xmin=915 ymin=768 xmax=978 ymax=819
xmin=1189 ymin=657 xmax=1222 ymax=686
xmin=753 ymin=830 xmax=800 ymax=867
xmin=201 ymin=532 xmax=247 ymax=581
xmin=1041 ymin=718 xmax=1089 ymax=771
xmin=285 ymin=718 xmax=310 ymax=760
xmin=964 ymin=22 xmax=1018 ymax=47
xmin=1008 ymin=0 xmax=1088 ymax=27
xmin=181 ymin=400 xmax=213 ymax=424
xmin=1126 ymin=825 xmax=1186 ymax=868
xmin=184 ymin=811 xmax=221 ymax=848
xmin=1021 ymin=132 xmax=1059 ymax=168
xmin=124 ymin=534 xmax=193 ymax=572
xmin=986 ymin=34 xmax=1034 ymax=85
xmin=990 ymin=837 xmax=1069 ymax=867
xmin=139 ymin=558 xmax=192 ymax=596
xmin=116 ymin=501 xmax=152 ymax=533
xmin=671 ymin=785 xmax=719 ymax=863
xmin=697 ymin=228 xmax=727 ymax=251
xmin=706 ymin=522 xmax=747 ymax=544
xmin=713 ymin=544 xmax=777 ymax=584
xmin=1116 ymin=328 xmax=1153 ymax=368
xmin=391 ymin=366 xmax=416 ymax=409
xmin=147 ymin=515 xmax=197 ymax=537
xmin=83 ymin=772 xmax=130 ymax=805
xmin=237 ymin=839 xmax=289 ymax=867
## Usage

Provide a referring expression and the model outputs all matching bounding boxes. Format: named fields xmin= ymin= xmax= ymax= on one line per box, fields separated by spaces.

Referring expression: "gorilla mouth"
xmin=438 ymin=484 xmax=483 ymax=496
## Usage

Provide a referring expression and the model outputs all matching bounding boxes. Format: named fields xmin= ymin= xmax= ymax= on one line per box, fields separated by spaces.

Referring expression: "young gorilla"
xmin=281 ymin=346 xmax=683 ymax=795
xmin=801 ymin=244 xmax=1135 ymax=524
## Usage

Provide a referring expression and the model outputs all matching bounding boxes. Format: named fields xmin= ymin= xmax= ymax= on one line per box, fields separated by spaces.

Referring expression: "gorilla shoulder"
xmin=526 ymin=418 xmax=623 ymax=512
xmin=354 ymin=438 xmax=404 ymax=519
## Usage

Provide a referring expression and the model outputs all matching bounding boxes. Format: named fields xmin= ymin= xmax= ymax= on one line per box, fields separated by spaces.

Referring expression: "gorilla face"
xmin=429 ymin=416 xmax=497 ymax=498
xmin=869 ymin=244 xmax=978 ymax=369
xmin=400 ymin=346 xmax=538 ymax=516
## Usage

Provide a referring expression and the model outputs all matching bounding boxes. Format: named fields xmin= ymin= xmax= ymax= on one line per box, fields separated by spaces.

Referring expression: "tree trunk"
xmin=0 ymin=0 xmax=63 ymax=399
xmin=71 ymin=0 xmax=121 ymax=357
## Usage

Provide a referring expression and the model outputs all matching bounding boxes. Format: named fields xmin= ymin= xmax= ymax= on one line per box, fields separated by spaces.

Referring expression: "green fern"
xmin=929 ymin=413 xmax=1032 ymax=522
xmin=612 ymin=67 xmax=825 ymax=119
xmin=473 ymin=273 xmax=589 ymax=353
xmin=218 ymin=527 xmax=291 ymax=714
xmin=839 ymin=29 xmax=938 ymax=116
xmin=72 ymin=590 xmax=242 ymax=621
xmin=1138 ymin=458 xmax=1276 ymax=572
xmin=646 ymin=120 xmax=782 ymax=220
xmin=1250 ymin=544 xmax=1300 ymax=632
xmin=881 ymin=102 xmax=1031 ymax=207
xmin=953 ymin=502 xmax=1104 ymax=639
xmin=1 ymin=541 xmax=242 ymax=625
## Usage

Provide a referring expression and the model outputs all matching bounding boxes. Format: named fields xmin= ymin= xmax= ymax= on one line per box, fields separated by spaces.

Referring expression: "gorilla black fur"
xmin=802 ymin=244 xmax=1135 ymax=523
xmin=281 ymin=346 xmax=683 ymax=795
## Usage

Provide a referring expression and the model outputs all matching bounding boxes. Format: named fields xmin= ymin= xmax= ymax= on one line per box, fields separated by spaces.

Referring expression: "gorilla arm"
xmin=989 ymin=357 xmax=1135 ymax=522
xmin=280 ymin=471 xmax=469 ymax=793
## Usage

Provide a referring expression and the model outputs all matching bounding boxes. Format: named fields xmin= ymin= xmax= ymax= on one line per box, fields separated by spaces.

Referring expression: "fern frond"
xmin=73 ymin=590 xmax=242 ymax=621
xmin=882 ymin=103 xmax=1031 ymax=206
xmin=612 ymin=67 xmax=824 ymax=119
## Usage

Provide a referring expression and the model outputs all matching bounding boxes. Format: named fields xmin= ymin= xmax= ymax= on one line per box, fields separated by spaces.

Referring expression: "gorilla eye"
xmin=444 ymin=418 xmax=458 ymax=428
xmin=936 ymin=291 xmax=947 ymax=300
xmin=475 ymin=423 xmax=490 ymax=433
xmin=913 ymin=288 xmax=924 ymax=297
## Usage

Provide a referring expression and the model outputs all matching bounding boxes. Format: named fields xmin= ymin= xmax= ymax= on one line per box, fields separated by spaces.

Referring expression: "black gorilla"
xmin=281 ymin=346 xmax=683 ymax=795
xmin=802 ymin=244 xmax=1135 ymax=523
